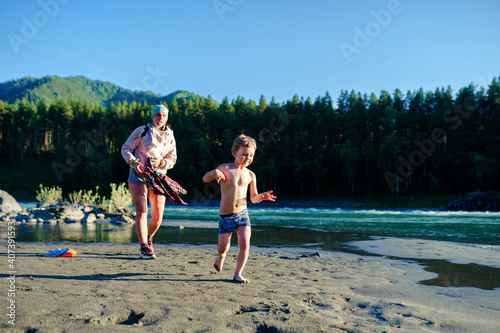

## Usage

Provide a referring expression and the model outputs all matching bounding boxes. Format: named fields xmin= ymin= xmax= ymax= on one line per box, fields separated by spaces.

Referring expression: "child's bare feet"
xmin=233 ymin=275 xmax=249 ymax=283
xmin=214 ymin=256 xmax=225 ymax=272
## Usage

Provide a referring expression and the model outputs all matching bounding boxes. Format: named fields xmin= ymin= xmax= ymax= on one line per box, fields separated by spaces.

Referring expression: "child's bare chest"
xmin=225 ymin=170 xmax=251 ymax=187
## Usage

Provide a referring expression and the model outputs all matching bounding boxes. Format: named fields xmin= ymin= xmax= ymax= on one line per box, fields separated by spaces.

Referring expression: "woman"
xmin=121 ymin=104 xmax=177 ymax=259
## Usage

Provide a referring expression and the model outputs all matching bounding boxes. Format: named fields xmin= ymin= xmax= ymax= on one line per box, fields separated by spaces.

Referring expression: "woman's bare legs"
xmin=128 ymin=182 xmax=148 ymax=245
xmin=148 ymin=189 xmax=166 ymax=238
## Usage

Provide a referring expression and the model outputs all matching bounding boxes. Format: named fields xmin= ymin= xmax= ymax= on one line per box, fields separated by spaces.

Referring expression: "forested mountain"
xmin=0 ymin=76 xmax=499 ymax=201
xmin=0 ymin=75 xmax=201 ymax=107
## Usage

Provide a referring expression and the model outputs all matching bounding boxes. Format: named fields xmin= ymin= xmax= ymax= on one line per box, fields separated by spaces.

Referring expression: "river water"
xmin=3 ymin=203 xmax=500 ymax=290
xmin=7 ymin=204 xmax=500 ymax=246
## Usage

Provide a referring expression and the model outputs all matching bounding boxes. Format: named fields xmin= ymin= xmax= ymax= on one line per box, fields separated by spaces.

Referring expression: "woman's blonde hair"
xmin=232 ymin=134 xmax=257 ymax=152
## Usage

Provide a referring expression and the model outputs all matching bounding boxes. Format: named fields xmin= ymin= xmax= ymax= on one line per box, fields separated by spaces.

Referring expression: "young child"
xmin=202 ymin=134 xmax=276 ymax=283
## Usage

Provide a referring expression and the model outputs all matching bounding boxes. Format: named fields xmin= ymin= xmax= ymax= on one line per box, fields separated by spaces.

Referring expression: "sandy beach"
xmin=1 ymin=240 xmax=499 ymax=333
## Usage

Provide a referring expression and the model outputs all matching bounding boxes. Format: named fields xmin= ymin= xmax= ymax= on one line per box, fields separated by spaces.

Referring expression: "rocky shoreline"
xmin=440 ymin=192 xmax=500 ymax=212
xmin=0 ymin=190 xmax=135 ymax=225
xmin=2 ymin=204 xmax=136 ymax=225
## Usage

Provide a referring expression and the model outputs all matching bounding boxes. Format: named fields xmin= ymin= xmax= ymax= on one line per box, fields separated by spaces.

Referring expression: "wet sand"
xmin=1 ymin=240 xmax=499 ymax=332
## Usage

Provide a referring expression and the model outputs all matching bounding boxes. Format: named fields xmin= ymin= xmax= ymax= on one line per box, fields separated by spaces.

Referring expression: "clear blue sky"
xmin=1 ymin=0 xmax=499 ymax=104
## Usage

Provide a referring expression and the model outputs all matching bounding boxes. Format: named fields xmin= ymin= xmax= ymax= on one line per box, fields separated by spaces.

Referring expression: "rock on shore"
xmin=441 ymin=192 xmax=500 ymax=212
xmin=0 ymin=189 xmax=22 ymax=214
xmin=0 ymin=190 xmax=135 ymax=224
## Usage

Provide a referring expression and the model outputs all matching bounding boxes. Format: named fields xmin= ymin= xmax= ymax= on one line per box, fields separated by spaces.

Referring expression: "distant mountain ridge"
xmin=0 ymin=75 xmax=202 ymax=107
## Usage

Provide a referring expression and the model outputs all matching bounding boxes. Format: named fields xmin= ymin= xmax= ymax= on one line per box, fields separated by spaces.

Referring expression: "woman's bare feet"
xmin=233 ymin=275 xmax=249 ymax=283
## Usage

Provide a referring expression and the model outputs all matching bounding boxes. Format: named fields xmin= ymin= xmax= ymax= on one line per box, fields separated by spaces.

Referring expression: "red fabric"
xmin=144 ymin=158 xmax=188 ymax=205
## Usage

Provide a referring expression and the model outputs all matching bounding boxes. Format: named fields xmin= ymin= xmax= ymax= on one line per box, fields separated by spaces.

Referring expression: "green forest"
xmin=0 ymin=77 xmax=499 ymax=202
xmin=0 ymin=75 xmax=201 ymax=107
